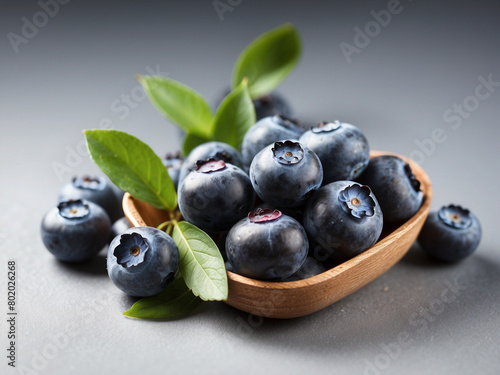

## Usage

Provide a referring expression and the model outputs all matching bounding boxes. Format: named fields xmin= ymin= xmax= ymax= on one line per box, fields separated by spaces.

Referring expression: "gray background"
xmin=1 ymin=1 xmax=500 ymax=374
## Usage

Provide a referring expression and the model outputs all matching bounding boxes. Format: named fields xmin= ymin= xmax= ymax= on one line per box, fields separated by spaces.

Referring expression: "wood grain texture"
xmin=123 ymin=151 xmax=432 ymax=319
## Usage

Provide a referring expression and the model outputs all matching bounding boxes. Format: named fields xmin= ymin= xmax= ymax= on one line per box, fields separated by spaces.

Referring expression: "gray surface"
xmin=1 ymin=1 xmax=500 ymax=374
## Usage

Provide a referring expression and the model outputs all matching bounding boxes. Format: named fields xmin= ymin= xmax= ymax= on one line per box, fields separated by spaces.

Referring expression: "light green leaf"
xmin=123 ymin=277 xmax=202 ymax=319
xmin=212 ymin=79 xmax=256 ymax=150
xmin=182 ymin=132 xmax=211 ymax=157
xmin=172 ymin=221 xmax=228 ymax=301
xmin=84 ymin=129 xmax=177 ymax=211
xmin=231 ymin=23 xmax=301 ymax=98
xmin=137 ymin=75 xmax=213 ymax=138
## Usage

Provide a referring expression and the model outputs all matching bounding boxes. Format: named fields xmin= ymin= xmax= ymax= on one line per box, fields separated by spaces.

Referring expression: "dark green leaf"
xmin=123 ymin=277 xmax=201 ymax=319
xmin=84 ymin=129 xmax=177 ymax=211
xmin=137 ymin=75 xmax=213 ymax=138
xmin=212 ymin=79 xmax=256 ymax=150
xmin=172 ymin=221 xmax=228 ymax=301
xmin=231 ymin=23 xmax=301 ymax=98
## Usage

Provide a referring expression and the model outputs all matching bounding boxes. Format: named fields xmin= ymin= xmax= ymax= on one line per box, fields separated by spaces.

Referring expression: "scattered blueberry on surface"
xmin=226 ymin=208 xmax=308 ymax=280
xmin=250 ymin=140 xmax=323 ymax=208
xmin=58 ymin=175 xmax=122 ymax=223
xmin=299 ymin=121 xmax=370 ymax=184
xmin=41 ymin=199 xmax=111 ymax=262
xmin=359 ymin=155 xmax=423 ymax=224
xmin=107 ymin=226 xmax=179 ymax=297
xmin=178 ymin=159 xmax=255 ymax=233
xmin=241 ymin=115 xmax=305 ymax=167
xmin=303 ymin=181 xmax=383 ymax=260
xmin=178 ymin=141 xmax=244 ymax=184
xmin=418 ymin=204 xmax=482 ymax=262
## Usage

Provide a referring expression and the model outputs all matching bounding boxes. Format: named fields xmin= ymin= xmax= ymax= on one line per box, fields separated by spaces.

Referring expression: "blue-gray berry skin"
xmin=303 ymin=181 xmax=383 ymax=260
xmin=249 ymin=140 xmax=323 ymax=208
xmin=162 ymin=152 xmax=183 ymax=190
xmin=253 ymin=92 xmax=293 ymax=120
xmin=107 ymin=226 xmax=179 ymax=297
xmin=41 ymin=199 xmax=111 ymax=262
xmin=285 ymin=257 xmax=326 ymax=281
xmin=58 ymin=175 xmax=122 ymax=223
xmin=178 ymin=141 xmax=244 ymax=185
xmin=215 ymin=89 xmax=293 ymax=121
xmin=241 ymin=115 xmax=304 ymax=167
xmin=109 ymin=216 xmax=131 ymax=243
xmin=226 ymin=209 xmax=308 ymax=280
xmin=299 ymin=121 xmax=370 ymax=184
xmin=178 ymin=160 xmax=255 ymax=233
xmin=418 ymin=205 xmax=481 ymax=262
xmin=359 ymin=155 xmax=423 ymax=224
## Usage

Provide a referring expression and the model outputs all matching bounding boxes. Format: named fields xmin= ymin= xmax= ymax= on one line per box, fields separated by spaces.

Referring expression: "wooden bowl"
xmin=123 ymin=151 xmax=432 ymax=319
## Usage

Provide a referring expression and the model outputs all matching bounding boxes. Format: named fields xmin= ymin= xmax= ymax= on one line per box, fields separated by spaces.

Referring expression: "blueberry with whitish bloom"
xmin=303 ymin=181 xmax=383 ymax=260
xmin=418 ymin=204 xmax=482 ymax=262
xmin=107 ymin=227 xmax=179 ymax=297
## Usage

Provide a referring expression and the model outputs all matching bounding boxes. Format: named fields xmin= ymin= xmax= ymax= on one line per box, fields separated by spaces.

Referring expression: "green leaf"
xmin=84 ymin=129 xmax=177 ymax=211
xmin=182 ymin=132 xmax=211 ymax=157
xmin=137 ymin=75 xmax=213 ymax=138
xmin=231 ymin=23 xmax=301 ymax=99
xmin=123 ymin=277 xmax=202 ymax=319
xmin=212 ymin=79 xmax=256 ymax=150
xmin=172 ymin=221 xmax=228 ymax=301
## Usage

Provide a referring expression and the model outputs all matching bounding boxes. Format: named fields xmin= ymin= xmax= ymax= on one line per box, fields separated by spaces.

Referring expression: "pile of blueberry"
xmin=41 ymin=114 xmax=482 ymax=297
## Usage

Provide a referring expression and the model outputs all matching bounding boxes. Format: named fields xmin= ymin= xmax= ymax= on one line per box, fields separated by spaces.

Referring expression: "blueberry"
xmin=58 ymin=175 xmax=122 ymax=223
xmin=303 ymin=181 xmax=384 ymax=260
xmin=249 ymin=140 xmax=323 ymax=208
xmin=162 ymin=151 xmax=183 ymax=190
xmin=418 ymin=204 xmax=481 ymax=262
xmin=299 ymin=121 xmax=370 ymax=184
xmin=252 ymin=92 xmax=293 ymax=121
xmin=285 ymin=257 xmax=326 ymax=281
xmin=241 ymin=115 xmax=305 ymax=167
xmin=178 ymin=159 xmax=255 ymax=233
xmin=109 ymin=216 xmax=131 ymax=243
xmin=40 ymin=199 xmax=111 ymax=262
xmin=359 ymin=155 xmax=423 ymax=224
xmin=107 ymin=226 xmax=179 ymax=297
xmin=178 ymin=141 xmax=244 ymax=184
xmin=226 ymin=208 xmax=308 ymax=280
xmin=215 ymin=88 xmax=293 ymax=121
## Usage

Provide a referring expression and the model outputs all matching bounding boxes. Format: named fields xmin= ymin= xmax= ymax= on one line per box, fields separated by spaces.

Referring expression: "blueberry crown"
xmin=57 ymin=199 xmax=90 ymax=219
xmin=72 ymin=175 xmax=104 ymax=191
xmin=195 ymin=158 xmax=227 ymax=173
xmin=248 ymin=208 xmax=282 ymax=223
xmin=338 ymin=184 xmax=376 ymax=219
xmin=272 ymin=140 xmax=304 ymax=165
xmin=311 ymin=120 xmax=341 ymax=133
xmin=114 ymin=232 xmax=150 ymax=268
xmin=163 ymin=152 xmax=183 ymax=169
xmin=438 ymin=204 xmax=472 ymax=229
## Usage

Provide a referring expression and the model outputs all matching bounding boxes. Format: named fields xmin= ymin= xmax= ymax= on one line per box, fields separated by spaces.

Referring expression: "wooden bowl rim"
xmin=123 ymin=150 xmax=432 ymax=292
